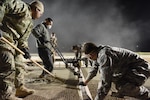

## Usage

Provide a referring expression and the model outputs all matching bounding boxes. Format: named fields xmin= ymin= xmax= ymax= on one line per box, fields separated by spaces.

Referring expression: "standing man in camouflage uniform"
xmin=0 ymin=0 xmax=44 ymax=100
xmin=50 ymin=32 xmax=57 ymax=48
xmin=32 ymin=18 xmax=54 ymax=78
xmin=79 ymin=42 xmax=150 ymax=100
xmin=50 ymin=32 xmax=57 ymax=62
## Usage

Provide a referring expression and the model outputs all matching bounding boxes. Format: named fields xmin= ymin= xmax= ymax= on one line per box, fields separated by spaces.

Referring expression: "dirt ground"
xmin=20 ymin=54 xmax=150 ymax=100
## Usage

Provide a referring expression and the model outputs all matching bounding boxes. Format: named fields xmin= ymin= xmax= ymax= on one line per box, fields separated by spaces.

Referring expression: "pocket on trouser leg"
xmin=0 ymin=79 xmax=13 ymax=100
xmin=0 ymin=51 xmax=15 ymax=73
xmin=0 ymin=51 xmax=15 ymax=99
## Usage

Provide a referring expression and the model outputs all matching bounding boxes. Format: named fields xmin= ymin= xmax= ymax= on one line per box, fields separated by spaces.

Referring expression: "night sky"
xmin=116 ymin=0 xmax=150 ymax=52
xmin=24 ymin=0 xmax=150 ymax=52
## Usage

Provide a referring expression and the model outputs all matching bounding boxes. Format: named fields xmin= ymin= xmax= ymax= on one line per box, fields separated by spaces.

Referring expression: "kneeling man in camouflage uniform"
xmin=79 ymin=42 xmax=150 ymax=100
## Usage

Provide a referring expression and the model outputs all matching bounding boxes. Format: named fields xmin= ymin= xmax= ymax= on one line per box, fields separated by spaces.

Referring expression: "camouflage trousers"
xmin=95 ymin=66 xmax=150 ymax=100
xmin=113 ymin=71 xmax=150 ymax=100
xmin=94 ymin=82 xmax=150 ymax=100
xmin=114 ymin=83 xmax=150 ymax=100
xmin=0 ymin=49 xmax=25 ymax=99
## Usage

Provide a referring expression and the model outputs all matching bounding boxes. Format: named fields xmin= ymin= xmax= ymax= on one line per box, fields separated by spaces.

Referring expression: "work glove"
xmin=21 ymin=48 xmax=31 ymax=59
xmin=78 ymin=81 xmax=86 ymax=86
xmin=39 ymin=37 xmax=45 ymax=44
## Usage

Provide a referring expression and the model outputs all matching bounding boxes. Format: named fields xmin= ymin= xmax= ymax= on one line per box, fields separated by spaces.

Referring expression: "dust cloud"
xmin=25 ymin=0 xmax=140 ymax=52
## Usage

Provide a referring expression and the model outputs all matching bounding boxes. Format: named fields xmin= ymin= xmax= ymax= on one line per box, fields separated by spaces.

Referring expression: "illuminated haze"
xmin=25 ymin=0 xmax=142 ymax=52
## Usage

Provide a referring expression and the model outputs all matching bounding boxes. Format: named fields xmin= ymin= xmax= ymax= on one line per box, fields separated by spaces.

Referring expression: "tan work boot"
xmin=15 ymin=85 xmax=35 ymax=98
xmin=39 ymin=73 xmax=45 ymax=78
xmin=7 ymin=95 xmax=23 ymax=100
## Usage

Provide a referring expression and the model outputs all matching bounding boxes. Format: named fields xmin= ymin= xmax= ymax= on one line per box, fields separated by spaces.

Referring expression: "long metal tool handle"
xmin=1 ymin=37 xmax=25 ymax=55
xmin=50 ymin=41 xmax=67 ymax=64
xmin=29 ymin=58 xmax=55 ymax=77
xmin=0 ymin=37 xmax=56 ymax=78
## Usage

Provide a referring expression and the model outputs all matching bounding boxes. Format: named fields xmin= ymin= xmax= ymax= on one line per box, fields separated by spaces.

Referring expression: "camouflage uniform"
xmin=50 ymin=33 xmax=57 ymax=48
xmin=50 ymin=33 xmax=57 ymax=62
xmin=32 ymin=23 xmax=54 ymax=76
xmin=0 ymin=0 xmax=33 ymax=99
xmin=86 ymin=46 xmax=150 ymax=100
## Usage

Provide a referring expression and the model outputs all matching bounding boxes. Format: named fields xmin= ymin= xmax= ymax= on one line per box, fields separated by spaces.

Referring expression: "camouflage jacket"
xmin=50 ymin=35 xmax=57 ymax=47
xmin=0 ymin=0 xmax=33 ymax=53
xmin=32 ymin=23 xmax=52 ymax=50
xmin=86 ymin=45 xmax=150 ymax=99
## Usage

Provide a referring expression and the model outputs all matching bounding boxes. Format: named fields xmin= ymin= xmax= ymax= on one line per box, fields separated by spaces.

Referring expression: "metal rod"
xmin=0 ymin=36 xmax=56 ymax=78
xmin=50 ymin=41 xmax=67 ymax=64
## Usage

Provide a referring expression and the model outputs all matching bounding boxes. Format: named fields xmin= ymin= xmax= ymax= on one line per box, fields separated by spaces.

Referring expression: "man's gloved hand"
xmin=39 ymin=37 xmax=45 ymax=44
xmin=78 ymin=81 xmax=86 ymax=86
xmin=21 ymin=48 xmax=31 ymax=59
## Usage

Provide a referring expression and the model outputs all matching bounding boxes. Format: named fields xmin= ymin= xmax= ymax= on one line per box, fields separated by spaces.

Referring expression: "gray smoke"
xmin=25 ymin=0 xmax=139 ymax=52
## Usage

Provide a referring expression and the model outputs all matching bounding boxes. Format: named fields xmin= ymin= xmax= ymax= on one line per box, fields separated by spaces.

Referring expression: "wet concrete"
xmin=20 ymin=54 xmax=150 ymax=100
xmin=23 ymin=65 xmax=80 ymax=100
